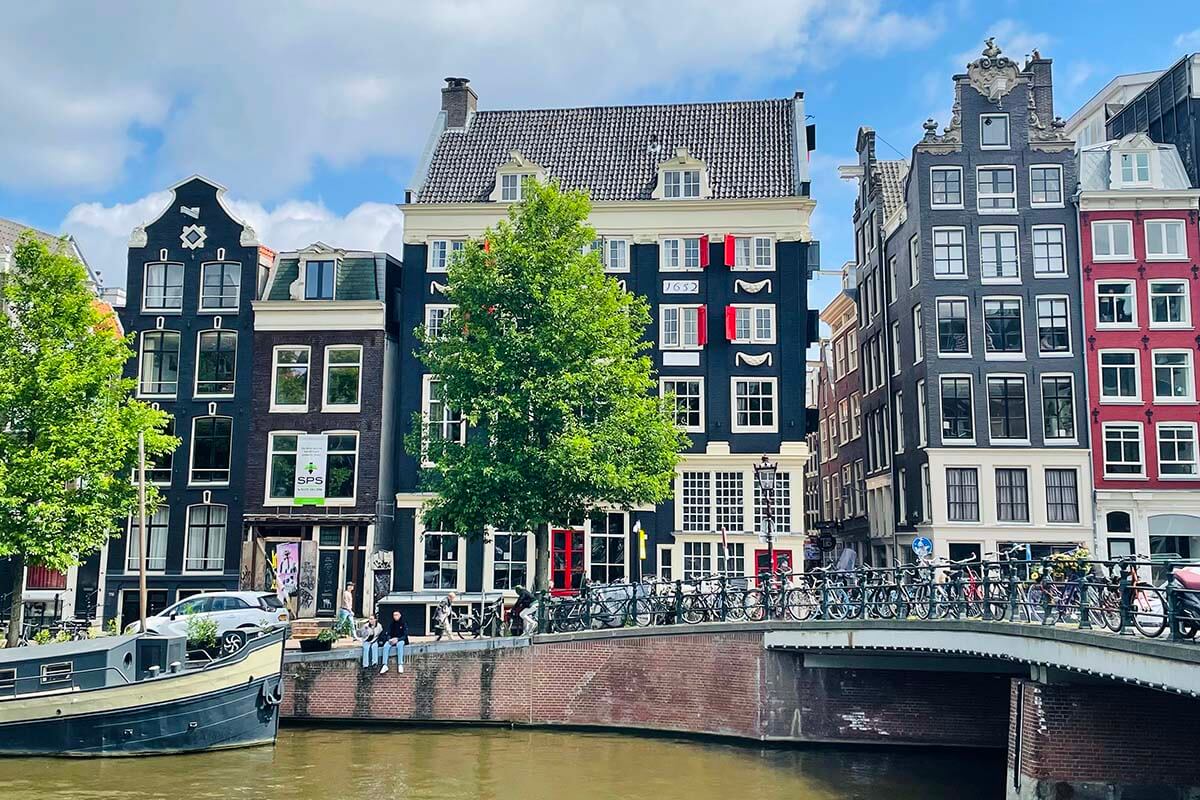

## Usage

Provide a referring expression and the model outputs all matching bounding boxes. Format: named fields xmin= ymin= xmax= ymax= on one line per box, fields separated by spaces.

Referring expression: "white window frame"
xmin=659 ymin=237 xmax=703 ymax=272
xmin=1098 ymin=349 xmax=1142 ymax=403
xmin=188 ymin=415 xmax=233 ymax=487
xmin=1149 ymin=280 xmax=1191 ymax=329
xmin=731 ymin=235 xmax=775 ymax=271
xmin=418 ymin=530 xmax=466 ymax=592
xmin=935 ymin=296 xmax=971 ymax=358
xmin=730 ymin=377 xmax=778 ymax=434
xmin=1120 ymin=152 xmax=1151 ymax=185
xmin=265 ymin=430 xmax=303 ymax=505
xmin=931 ymin=226 xmax=967 ymax=278
xmin=1035 ymin=295 xmax=1072 ymax=357
xmin=427 ymin=239 xmax=464 ymax=273
xmin=183 ymin=503 xmax=228 ymax=574
xmin=909 ymin=234 xmax=920 ymax=286
xmin=136 ymin=329 xmax=181 ymax=399
xmin=663 ymin=169 xmax=701 ymax=199
xmin=142 ymin=261 xmax=184 ymax=314
xmin=1151 ymin=349 xmax=1196 ymax=403
xmin=986 ymin=373 xmax=1030 ymax=445
xmin=270 ymin=345 xmax=310 ymax=413
xmin=660 ymin=304 xmax=703 ymax=350
xmin=850 ymin=392 xmax=862 ymax=439
xmin=659 ymin=377 xmax=705 ymax=433
xmin=420 ymin=374 xmax=466 ymax=457
xmin=916 ymin=379 xmax=927 ymax=446
xmin=424 ymin=304 xmax=456 ymax=340
xmin=1157 ymin=422 xmax=1200 ymax=479
xmin=939 ymin=373 xmax=976 ymax=446
xmin=1091 ymin=221 xmax=1134 ymax=262
xmin=912 ymin=305 xmax=924 ymax=363
xmin=1032 ymin=225 xmax=1068 ymax=277
xmin=323 ymin=430 xmax=360 ymax=504
xmin=500 ymin=172 xmax=534 ymax=202
xmin=894 ymin=391 xmax=904 ymax=454
xmin=484 ymin=530 xmax=533 ymax=593
xmin=730 ymin=304 xmax=776 ymax=345
xmin=322 ymin=345 xmax=363 ymax=412
xmin=976 ymin=165 xmax=1017 ymax=214
xmin=193 ymin=329 xmax=238 ymax=399
xmin=198 ymin=261 xmax=242 ymax=313
xmin=929 ymin=166 xmax=964 ymax=208
xmin=1102 ymin=422 xmax=1146 ymax=479
xmin=890 ymin=321 xmax=902 ymax=376
xmin=1144 ymin=219 xmax=1189 ymax=261
xmin=982 ymin=295 xmax=1025 ymax=361
xmin=126 ymin=506 xmax=169 ymax=574
xmin=1095 ymin=280 xmax=1138 ymax=329
xmin=1028 ymin=164 xmax=1064 ymax=208
xmin=1040 ymin=373 xmax=1077 ymax=444
xmin=603 ymin=238 xmax=631 ymax=273
xmin=979 ymin=113 xmax=1011 ymax=149
xmin=979 ymin=226 xmax=1021 ymax=283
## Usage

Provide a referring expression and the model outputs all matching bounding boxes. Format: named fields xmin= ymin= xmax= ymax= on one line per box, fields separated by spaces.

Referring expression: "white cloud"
xmin=1175 ymin=29 xmax=1200 ymax=50
xmin=63 ymin=193 xmax=405 ymax=289
xmin=0 ymin=1 xmax=945 ymax=197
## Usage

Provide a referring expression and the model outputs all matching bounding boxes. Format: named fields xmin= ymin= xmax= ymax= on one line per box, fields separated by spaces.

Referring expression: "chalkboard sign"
xmin=316 ymin=550 xmax=340 ymax=615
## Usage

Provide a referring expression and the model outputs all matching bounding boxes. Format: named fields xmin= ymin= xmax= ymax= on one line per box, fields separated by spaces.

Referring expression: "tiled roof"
xmin=0 ymin=217 xmax=67 ymax=255
xmin=416 ymin=99 xmax=799 ymax=203
xmin=876 ymin=160 xmax=909 ymax=223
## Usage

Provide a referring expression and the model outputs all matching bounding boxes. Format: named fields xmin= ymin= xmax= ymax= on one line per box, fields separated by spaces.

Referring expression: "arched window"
xmin=1106 ymin=510 xmax=1132 ymax=534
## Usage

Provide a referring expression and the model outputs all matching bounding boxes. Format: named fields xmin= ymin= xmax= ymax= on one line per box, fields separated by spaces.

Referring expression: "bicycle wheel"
xmin=680 ymin=593 xmax=706 ymax=624
xmin=785 ymin=587 xmax=815 ymax=621
xmin=1132 ymin=586 xmax=1167 ymax=638
xmin=742 ymin=589 xmax=767 ymax=622
xmin=631 ymin=595 xmax=654 ymax=627
xmin=724 ymin=590 xmax=748 ymax=622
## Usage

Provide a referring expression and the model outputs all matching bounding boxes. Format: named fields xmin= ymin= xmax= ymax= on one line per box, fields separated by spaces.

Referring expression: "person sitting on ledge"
xmin=380 ymin=610 xmax=409 ymax=675
xmin=359 ymin=615 xmax=383 ymax=669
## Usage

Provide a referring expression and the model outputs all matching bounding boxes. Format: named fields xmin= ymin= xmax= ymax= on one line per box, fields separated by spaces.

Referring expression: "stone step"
xmin=290 ymin=618 xmax=335 ymax=639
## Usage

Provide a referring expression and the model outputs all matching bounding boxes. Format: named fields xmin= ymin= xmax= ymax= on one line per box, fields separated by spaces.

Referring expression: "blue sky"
xmin=2 ymin=1 xmax=1198 ymax=313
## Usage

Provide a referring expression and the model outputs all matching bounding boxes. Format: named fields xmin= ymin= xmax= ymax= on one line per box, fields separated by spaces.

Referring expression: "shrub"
xmin=32 ymin=629 xmax=52 ymax=645
xmin=185 ymin=615 xmax=218 ymax=649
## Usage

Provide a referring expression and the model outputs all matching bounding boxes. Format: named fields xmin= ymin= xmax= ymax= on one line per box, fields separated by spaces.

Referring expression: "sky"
xmin=2 ymin=1 xmax=1198 ymax=315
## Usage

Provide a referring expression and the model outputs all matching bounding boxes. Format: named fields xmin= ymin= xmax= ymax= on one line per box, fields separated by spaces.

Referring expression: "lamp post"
xmin=753 ymin=455 xmax=779 ymax=581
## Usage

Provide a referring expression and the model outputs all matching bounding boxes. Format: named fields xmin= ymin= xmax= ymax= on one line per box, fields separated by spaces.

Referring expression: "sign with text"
xmin=662 ymin=279 xmax=699 ymax=295
xmin=294 ymin=434 xmax=328 ymax=505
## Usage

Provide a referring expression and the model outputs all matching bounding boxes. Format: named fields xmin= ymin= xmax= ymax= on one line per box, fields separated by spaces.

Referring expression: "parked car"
xmin=125 ymin=591 xmax=290 ymax=652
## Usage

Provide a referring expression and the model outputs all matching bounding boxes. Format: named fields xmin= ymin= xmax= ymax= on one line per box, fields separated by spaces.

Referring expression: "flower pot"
xmin=299 ymin=638 xmax=333 ymax=653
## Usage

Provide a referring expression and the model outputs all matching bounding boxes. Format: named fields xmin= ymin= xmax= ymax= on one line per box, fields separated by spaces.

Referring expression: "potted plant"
xmin=300 ymin=627 xmax=336 ymax=653
xmin=185 ymin=614 xmax=220 ymax=658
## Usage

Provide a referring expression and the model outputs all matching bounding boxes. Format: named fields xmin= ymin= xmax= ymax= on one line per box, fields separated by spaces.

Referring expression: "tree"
xmin=0 ymin=235 xmax=175 ymax=646
xmin=408 ymin=180 xmax=688 ymax=590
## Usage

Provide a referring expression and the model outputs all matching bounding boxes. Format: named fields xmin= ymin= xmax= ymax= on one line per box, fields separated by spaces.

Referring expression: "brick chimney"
xmin=1026 ymin=54 xmax=1054 ymax=124
xmin=441 ymin=77 xmax=477 ymax=129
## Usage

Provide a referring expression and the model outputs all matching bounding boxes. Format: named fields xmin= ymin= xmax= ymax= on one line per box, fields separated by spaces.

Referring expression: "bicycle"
xmin=460 ymin=597 xmax=506 ymax=639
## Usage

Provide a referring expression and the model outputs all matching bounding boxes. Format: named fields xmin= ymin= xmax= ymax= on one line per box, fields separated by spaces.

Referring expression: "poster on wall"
xmin=274 ymin=542 xmax=300 ymax=595
xmin=294 ymin=434 xmax=328 ymax=505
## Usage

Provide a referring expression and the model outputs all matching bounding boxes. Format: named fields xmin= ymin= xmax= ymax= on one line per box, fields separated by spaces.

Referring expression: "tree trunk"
xmin=533 ymin=522 xmax=550 ymax=591
xmin=6 ymin=554 xmax=24 ymax=648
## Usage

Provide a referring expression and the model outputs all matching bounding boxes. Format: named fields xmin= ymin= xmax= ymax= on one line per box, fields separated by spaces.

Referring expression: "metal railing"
xmin=527 ymin=554 xmax=1200 ymax=644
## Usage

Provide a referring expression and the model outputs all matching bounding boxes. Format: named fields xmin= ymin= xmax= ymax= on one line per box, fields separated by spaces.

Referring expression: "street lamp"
xmin=753 ymin=455 xmax=779 ymax=581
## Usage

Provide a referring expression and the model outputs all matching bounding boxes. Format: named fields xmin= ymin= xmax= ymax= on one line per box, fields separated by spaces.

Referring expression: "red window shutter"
xmin=699 ymin=235 xmax=709 ymax=268
xmin=697 ymin=305 xmax=708 ymax=346
xmin=724 ymin=234 xmax=735 ymax=267
xmin=725 ymin=305 xmax=737 ymax=341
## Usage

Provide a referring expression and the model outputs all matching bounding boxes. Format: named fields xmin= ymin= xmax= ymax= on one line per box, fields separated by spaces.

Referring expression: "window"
xmin=890 ymin=322 xmax=901 ymax=375
xmin=605 ymin=239 xmax=629 ymax=272
xmin=1120 ymin=152 xmax=1150 ymax=184
xmin=199 ymin=262 xmax=241 ymax=311
xmin=996 ymin=469 xmax=1030 ymax=522
xmin=887 ymin=256 xmax=897 ymax=303
xmin=983 ymin=298 xmax=1023 ymax=356
xmin=147 ymin=417 xmax=174 ymax=484
xmin=323 ymin=346 xmax=362 ymax=410
xmin=189 ymin=416 xmax=232 ymax=485
xmin=127 ymin=507 xmax=169 ymax=571
xmin=1041 ymin=376 xmax=1076 ymax=441
xmin=730 ymin=305 xmax=775 ymax=344
xmin=732 ymin=378 xmax=777 ymax=432
xmin=664 ymin=169 xmax=700 ymax=199
xmin=681 ymin=472 xmax=711 ymax=532
xmin=138 ymin=331 xmax=180 ymax=397
xmin=754 ymin=471 xmax=792 ymax=533
xmin=1097 ymin=281 xmax=1136 ymax=326
xmin=500 ymin=173 xmax=533 ymax=201
xmin=1149 ymin=281 xmax=1190 ymax=326
xmin=1153 ymin=351 xmax=1194 ymax=401
xmin=1032 ymin=226 xmax=1067 ymax=276
xmin=912 ymin=306 xmax=924 ymax=362
xmin=185 ymin=504 xmax=227 ymax=571
xmin=932 ymin=227 xmax=966 ymax=276
xmin=304 ymin=260 xmax=335 ymax=300
xmin=661 ymin=305 xmax=703 ymax=349
xmin=732 ymin=236 xmax=774 ymax=270
xmin=921 ymin=464 xmax=931 ymax=524
xmin=715 ymin=542 xmax=745 ymax=578
xmin=909 ymin=235 xmax=920 ymax=286
xmin=1029 ymin=166 xmax=1063 ymax=205
xmin=930 ymin=167 xmax=962 ymax=206
xmin=326 ymin=434 xmax=358 ymax=499
xmin=714 ymin=472 xmax=745 ymax=532
xmin=936 ymin=298 xmax=969 ymax=355
xmin=143 ymin=262 xmax=184 ymax=312
xmin=987 ymin=376 xmax=1028 ymax=441
xmin=1036 ymin=297 xmax=1070 ymax=354
xmin=851 ymin=393 xmax=862 ymax=438
xmin=894 ymin=392 xmax=904 ymax=453
xmin=660 ymin=237 xmax=703 ymax=271
xmin=980 ymin=228 xmax=1019 ymax=280
xmin=1046 ymin=469 xmax=1079 ymax=523
xmin=1158 ymin=423 xmax=1198 ymax=477
xmin=1103 ymin=423 xmax=1144 ymax=476
xmin=40 ymin=663 xmax=72 ymax=686
xmin=977 ymin=166 xmax=1016 ymax=212
xmin=1091 ymin=221 xmax=1133 ymax=260
xmin=424 ymin=305 xmax=454 ymax=340
xmin=661 ymin=378 xmax=703 ymax=432
xmin=272 ymin=347 xmax=309 ymax=410
xmin=423 ymin=377 xmax=464 ymax=446
xmin=947 ymin=468 xmax=980 ymax=522
xmin=588 ymin=512 xmax=626 ymax=583
xmin=846 ymin=329 xmax=858 ymax=371
xmin=422 ymin=532 xmax=460 ymax=589
xmin=195 ymin=330 xmax=237 ymax=397
xmin=658 ymin=546 xmax=674 ymax=580
xmin=980 ymin=114 xmax=1010 ymax=148
xmin=1099 ymin=351 xmax=1140 ymax=400
xmin=267 ymin=433 xmax=298 ymax=500
xmin=492 ymin=533 xmax=529 ymax=590
xmin=428 ymin=240 xmax=464 ymax=272
xmin=683 ymin=541 xmax=712 ymax=579
xmin=898 ymin=468 xmax=908 ymax=522
xmin=917 ymin=380 xmax=927 ymax=446
xmin=1146 ymin=220 xmax=1188 ymax=260
xmin=941 ymin=377 xmax=974 ymax=442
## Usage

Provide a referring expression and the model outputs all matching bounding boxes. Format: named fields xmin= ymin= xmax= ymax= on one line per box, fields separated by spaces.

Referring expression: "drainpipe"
xmin=1072 ymin=187 xmax=1101 ymax=556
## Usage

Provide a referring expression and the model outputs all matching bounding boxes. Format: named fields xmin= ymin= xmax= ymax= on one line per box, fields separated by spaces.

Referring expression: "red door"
xmin=551 ymin=528 xmax=585 ymax=595
xmin=754 ymin=549 xmax=794 ymax=584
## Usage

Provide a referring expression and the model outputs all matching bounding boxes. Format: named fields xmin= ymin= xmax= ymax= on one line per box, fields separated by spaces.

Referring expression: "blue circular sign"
xmin=911 ymin=537 xmax=933 ymax=557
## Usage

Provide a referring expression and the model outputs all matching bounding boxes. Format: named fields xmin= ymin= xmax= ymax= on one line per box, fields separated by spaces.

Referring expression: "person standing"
xmin=359 ymin=615 xmax=383 ymax=669
xmin=380 ymin=610 xmax=409 ymax=674
xmin=433 ymin=591 xmax=457 ymax=641
xmin=338 ymin=582 xmax=356 ymax=638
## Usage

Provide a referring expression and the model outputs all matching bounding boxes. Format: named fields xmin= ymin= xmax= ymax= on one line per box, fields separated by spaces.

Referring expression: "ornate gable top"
xmin=966 ymin=37 xmax=1023 ymax=103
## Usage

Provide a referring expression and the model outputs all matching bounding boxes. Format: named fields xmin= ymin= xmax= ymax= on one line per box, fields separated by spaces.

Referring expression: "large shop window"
xmin=143 ymin=262 xmax=184 ymax=312
xmin=199 ymin=262 xmax=241 ymax=311
xmin=1041 ymin=376 xmax=1076 ymax=441
xmin=660 ymin=378 xmax=703 ymax=432
xmin=138 ymin=331 xmax=181 ymax=398
xmin=324 ymin=346 xmax=362 ymax=410
xmin=492 ymin=532 xmax=529 ymax=590
xmin=987 ymin=376 xmax=1028 ymax=442
xmin=185 ymin=504 xmax=227 ymax=571
xmin=1046 ymin=469 xmax=1079 ymax=523
xmin=588 ymin=511 xmax=626 ymax=583
xmin=995 ymin=468 xmax=1030 ymax=523
xmin=1103 ymin=423 xmax=1144 ymax=477
xmin=753 ymin=471 xmax=792 ymax=533
xmin=271 ymin=347 xmax=309 ymax=410
xmin=731 ymin=378 xmax=777 ymax=432
xmin=189 ymin=416 xmax=232 ymax=485
xmin=127 ymin=507 xmax=169 ymax=572
xmin=195 ymin=330 xmax=237 ymax=397
xmin=946 ymin=468 xmax=980 ymax=522
xmin=423 ymin=532 xmax=460 ymax=590
xmin=940 ymin=377 xmax=974 ymax=442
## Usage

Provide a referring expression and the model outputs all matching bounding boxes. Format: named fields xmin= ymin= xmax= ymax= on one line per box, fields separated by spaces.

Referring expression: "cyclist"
xmin=511 ymin=585 xmax=538 ymax=636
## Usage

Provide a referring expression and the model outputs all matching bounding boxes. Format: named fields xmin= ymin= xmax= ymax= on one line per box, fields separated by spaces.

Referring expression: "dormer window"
xmin=304 ymin=259 xmax=335 ymax=300
xmin=490 ymin=151 xmax=547 ymax=203
xmin=653 ymin=148 xmax=711 ymax=200
xmin=1121 ymin=152 xmax=1150 ymax=184
xmin=980 ymin=114 xmax=1010 ymax=149
xmin=664 ymin=170 xmax=700 ymax=199
xmin=501 ymin=173 xmax=534 ymax=202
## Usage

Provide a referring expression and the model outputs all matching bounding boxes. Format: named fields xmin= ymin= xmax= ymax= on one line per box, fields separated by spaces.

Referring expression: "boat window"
xmin=0 ymin=668 xmax=14 ymax=693
xmin=41 ymin=662 xmax=72 ymax=685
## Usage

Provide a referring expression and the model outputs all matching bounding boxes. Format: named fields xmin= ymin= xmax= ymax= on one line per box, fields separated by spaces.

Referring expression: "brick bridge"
xmin=282 ymin=621 xmax=1200 ymax=799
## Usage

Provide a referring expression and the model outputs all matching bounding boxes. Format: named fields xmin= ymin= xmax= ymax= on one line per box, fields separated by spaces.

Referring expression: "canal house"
xmin=385 ymin=78 xmax=819 ymax=633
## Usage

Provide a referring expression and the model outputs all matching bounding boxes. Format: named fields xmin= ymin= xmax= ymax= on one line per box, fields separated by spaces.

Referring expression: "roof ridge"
xmin=473 ymin=97 xmax=793 ymax=116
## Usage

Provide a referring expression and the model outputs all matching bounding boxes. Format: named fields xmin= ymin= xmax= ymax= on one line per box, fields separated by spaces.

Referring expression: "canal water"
xmin=0 ymin=727 xmax=1004 ymax=799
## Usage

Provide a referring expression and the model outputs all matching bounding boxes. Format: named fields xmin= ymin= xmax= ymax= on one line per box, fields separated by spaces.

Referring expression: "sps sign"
xmin=294 ymin=434 xmax=328 ymax=505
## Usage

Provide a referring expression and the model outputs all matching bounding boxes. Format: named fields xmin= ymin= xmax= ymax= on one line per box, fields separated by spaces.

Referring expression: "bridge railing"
xmin=534 ymin=555 xmax=1200 ymax=643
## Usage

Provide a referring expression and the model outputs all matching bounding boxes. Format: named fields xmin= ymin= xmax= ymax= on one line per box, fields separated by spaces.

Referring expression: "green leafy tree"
xmin=407 ymin=180 xmax=688 ymax=590
xmin=0 ymin=235 xmax=175 ymax=646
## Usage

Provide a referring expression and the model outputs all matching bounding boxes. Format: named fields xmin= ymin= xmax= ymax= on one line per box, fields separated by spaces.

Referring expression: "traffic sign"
xmin=911 ymin=536 xmax=933 ymax=557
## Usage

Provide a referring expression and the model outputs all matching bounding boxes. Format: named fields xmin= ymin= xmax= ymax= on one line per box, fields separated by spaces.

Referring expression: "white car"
xmin=126 ymin=591 xmax=291 ymax=652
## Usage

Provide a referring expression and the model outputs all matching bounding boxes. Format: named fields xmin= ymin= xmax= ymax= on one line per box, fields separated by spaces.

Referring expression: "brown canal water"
xmin=0 ymin=727 xmax=1004 ymax=799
